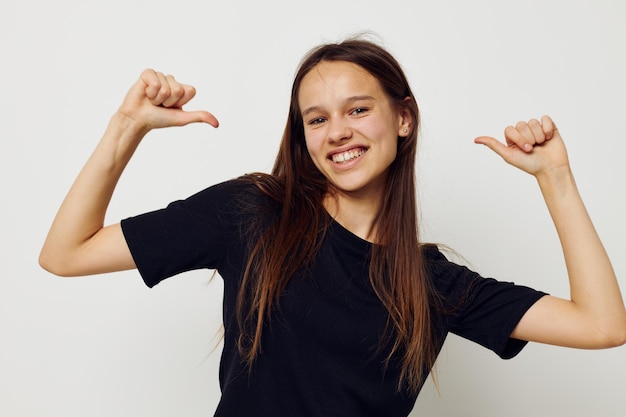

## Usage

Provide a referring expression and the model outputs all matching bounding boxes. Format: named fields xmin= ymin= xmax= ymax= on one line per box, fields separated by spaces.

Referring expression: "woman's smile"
xmin=329 ymin=147 xmax=367 ymax=164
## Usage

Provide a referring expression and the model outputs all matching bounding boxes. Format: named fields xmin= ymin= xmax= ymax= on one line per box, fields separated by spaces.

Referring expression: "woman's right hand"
xmin=117 ymin=69 xmax=219 ymax=134
xmin=40 ymin=70 xmax=219 ymax=277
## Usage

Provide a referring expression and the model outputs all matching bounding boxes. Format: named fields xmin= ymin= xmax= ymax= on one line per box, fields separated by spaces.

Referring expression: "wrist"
xmin=94 ymin=112 xmax=148 ymax=168
xmin=536 ymin=165 xmax=577 ymax=198
xmin=110 ymin=111 xmax=150 ymax=138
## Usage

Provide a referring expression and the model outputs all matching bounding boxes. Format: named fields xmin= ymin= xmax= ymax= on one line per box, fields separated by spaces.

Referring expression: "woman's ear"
xmin=398 ymin=98 xmax=413 ymax=137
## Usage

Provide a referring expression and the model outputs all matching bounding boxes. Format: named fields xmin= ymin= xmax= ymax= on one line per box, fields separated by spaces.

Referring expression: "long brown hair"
xmin=236 ymin=37 xmax=436 ymax=393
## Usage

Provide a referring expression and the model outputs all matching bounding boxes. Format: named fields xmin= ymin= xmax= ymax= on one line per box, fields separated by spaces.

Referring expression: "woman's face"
xmin=298 ymin=61 xmax=409 ymax=200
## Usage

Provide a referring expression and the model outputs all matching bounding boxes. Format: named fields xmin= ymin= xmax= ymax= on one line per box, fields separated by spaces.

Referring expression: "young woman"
xmin=39 ymin=39 xmax=626 ymax=416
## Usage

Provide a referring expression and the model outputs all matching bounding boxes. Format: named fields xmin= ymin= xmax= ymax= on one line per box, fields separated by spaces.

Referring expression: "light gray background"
xmin=1 ymin=0 xmax=625 ymax=416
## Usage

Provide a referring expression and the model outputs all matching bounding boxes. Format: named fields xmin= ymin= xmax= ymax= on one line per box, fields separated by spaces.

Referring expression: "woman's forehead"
xmin=298 ymin=61 xmax=385 ymax=108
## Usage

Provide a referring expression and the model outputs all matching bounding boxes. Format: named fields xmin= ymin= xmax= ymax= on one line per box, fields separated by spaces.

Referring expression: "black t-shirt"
xmin=121 ymin=179 xmax=546 ymax=417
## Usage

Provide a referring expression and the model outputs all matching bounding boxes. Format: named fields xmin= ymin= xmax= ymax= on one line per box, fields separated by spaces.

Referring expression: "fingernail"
xmin=524 ymin=144 xmax=532 ymax=152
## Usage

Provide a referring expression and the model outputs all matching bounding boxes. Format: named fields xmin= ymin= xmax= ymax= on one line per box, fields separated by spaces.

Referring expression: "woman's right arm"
xmin=39 ymin=69 xmax=219 ymax=277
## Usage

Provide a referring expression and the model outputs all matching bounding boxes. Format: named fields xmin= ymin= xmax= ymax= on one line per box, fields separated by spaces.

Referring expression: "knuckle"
xmin=160 ymin=86 xmax=171 ymax=97
xmin=155 ymin=88 xmax=171 ymax=103
xmin=171 ymin=85 xmax=185 ymax=97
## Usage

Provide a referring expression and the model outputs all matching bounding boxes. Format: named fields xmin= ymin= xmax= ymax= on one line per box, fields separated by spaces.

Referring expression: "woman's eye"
xmin=308 ymin=117 xmax=326 ymax=125
xmin=351 ymin=107 xmax=369 ymax=116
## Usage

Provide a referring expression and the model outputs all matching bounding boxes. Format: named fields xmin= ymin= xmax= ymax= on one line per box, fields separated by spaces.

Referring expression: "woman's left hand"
xmin=474 ymin=115 xmax=570 ymax=178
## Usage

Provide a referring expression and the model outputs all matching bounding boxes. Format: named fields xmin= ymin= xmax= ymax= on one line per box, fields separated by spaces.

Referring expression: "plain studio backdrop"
xmin=1 ymin=1 xmax=625 ymax=416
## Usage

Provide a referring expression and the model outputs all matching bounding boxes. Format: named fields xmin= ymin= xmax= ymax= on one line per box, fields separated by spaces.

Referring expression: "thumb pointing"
xmin=175 ymin=109 xmax=220 ymax=128
xmin=474 ymin=135 xmax=515 ymax=163
xmin=475 ymin=135 xmax=503 ymax=152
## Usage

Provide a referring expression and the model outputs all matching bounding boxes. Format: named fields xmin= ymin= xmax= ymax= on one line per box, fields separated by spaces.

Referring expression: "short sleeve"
xmin=120 ymin=179 xmax=251 ymax=288
xmin=425 ymin=246 xmax=547 ymax=359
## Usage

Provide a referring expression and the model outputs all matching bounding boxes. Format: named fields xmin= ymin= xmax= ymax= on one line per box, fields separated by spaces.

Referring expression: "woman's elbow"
xmin=595 ymin=317 xmax=626 ymax=348
xmin=38 ymin=247 xmax=77 ymax=277
xmin=39 ymin=236 xmax=135 ymax=277
xmin=608 ymin=322 xmax=626 ymax=348
xmin=39 ymin=255 xmax=63 ymax=277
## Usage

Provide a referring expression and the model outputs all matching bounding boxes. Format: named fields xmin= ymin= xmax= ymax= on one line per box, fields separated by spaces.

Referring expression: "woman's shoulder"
xmin=421 ymin=243 xmax=480 ymax=299
xmin=421 ymin=243 xmax=447 ymax=262
xmin=183 ymin=173 xmax=284 ymax=209
xmin=233 ymin=173 xmax=286 ymax=203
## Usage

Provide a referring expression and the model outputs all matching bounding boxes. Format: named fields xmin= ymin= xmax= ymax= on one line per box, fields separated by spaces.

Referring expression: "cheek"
xmin=304 ymin=131 xmax=324 ymax=158
xmin=369 ymin=121 xmax=399 ymax=161
xmin=363 ymin=118 xmax=397 ymax=146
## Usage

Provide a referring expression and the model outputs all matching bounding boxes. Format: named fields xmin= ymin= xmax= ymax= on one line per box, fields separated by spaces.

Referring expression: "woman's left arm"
xmin=475 ymin=115 xmax=626 ymax=349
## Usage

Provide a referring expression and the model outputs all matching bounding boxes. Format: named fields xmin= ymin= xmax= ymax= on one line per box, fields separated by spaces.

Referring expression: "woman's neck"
xmin=323 ymin=191 xmax=382 ymax=243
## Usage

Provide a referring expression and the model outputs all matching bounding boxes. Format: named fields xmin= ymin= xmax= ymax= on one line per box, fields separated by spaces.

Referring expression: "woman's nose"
xmin=326 ymin=117 xmax=352 ymax=143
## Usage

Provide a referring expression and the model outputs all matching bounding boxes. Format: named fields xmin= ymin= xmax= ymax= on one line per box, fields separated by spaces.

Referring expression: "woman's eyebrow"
xmin=301 ymin=95 xmax=375 ymax=117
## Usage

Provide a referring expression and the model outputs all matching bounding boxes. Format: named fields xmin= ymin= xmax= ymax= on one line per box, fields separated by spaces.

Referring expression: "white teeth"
xmin=331 ymin=149 xmax=365 ymax=163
